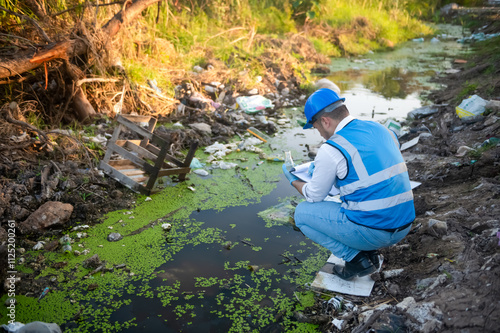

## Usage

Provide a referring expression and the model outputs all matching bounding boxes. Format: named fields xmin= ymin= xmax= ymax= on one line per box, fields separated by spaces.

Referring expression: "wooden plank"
xmin=116 ymin=115 xmax=154 ymax=141
xmin=179 ymin=141 xmax=198 ymax=181
xmin=122 ymin=169 xmax=146 ymax=176
xmin=142 ymin=143 xmax=184 ymax=167
xmin=108 ymin=142 xmax=156 ymax=174
xmin=121 ymin=114 xmax=152 ymax=123
xmin=146 ymin=141 xmax=169 ymax=189
xmin=99 ymin=161 xmax=150 ymax=195
xmin=158 ymin=167 xmax=191 ymax=177
xmin=141 ymin=117 xmax=157 ymax=148
xmin=102 ymin=124 xmax=123 ymax=163
xmin=125 ymin=140 xmax=159 ymax=162
xmin=109 ymin=159 xmax=137 ymax=167
xmin=130 ymin=176 xmax=148 ymax=183
xmin=115 ymin=139 xmax=141 ymax=147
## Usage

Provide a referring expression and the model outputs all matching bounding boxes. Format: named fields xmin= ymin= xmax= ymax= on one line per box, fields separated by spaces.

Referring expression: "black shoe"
xmin=333 ymin=252 xmax=376 ymax=280
xmin=365 ymin=250 xmax=380 ymax=269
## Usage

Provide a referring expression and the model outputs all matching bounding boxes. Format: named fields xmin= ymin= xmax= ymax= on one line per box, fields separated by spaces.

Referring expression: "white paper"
xmin=400 ymin=136 xmax=420 ymax=151
xmin=310 ymin=254 xmax=383 ymax=297
xmin=291 ymin=161 xmax=340 ymax=196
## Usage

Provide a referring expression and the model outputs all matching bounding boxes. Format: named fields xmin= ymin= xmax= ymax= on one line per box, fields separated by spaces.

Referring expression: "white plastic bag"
xmin=236 ymin=95 xmax=273 ymax=114
xmin=456 ymin=95 xmax=487 ymax=118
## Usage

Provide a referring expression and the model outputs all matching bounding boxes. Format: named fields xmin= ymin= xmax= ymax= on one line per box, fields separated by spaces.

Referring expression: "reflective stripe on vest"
xmin=326 ymin=119 xmax=415 ymax=229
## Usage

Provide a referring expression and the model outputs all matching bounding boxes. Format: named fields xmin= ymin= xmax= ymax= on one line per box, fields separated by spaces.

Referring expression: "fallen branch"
xmin=76 ymin=77 xmax=120 ymax=87
xmin=2 ymin=103 xmax=50 ymax=142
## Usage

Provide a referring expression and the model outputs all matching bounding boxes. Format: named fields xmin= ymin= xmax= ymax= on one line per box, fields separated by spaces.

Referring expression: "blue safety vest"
xmin=326 ymin=119 xmax=415 ymax=230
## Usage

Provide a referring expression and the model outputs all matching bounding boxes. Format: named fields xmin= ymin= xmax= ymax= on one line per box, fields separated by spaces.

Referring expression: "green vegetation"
xmin=0 ymin=0 xmax=439 ymax=95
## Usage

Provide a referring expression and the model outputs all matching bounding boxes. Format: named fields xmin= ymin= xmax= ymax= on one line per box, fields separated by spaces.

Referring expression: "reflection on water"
xmin=331 ymin=67 xmax=419 ymax=100
xmin=324 ymin=24 xmax=467 ymax=121
xmin=363 ymin=67 xmax=418 ymax=99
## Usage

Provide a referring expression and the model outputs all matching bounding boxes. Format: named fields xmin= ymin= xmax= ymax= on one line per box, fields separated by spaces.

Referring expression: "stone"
xmin=422 ymin=218 xmax=448 ymax=237
xmin=408 ymin=105 xmax=440 ymax=119
xmin=396 ymin=296 xmax=417 ymax=311
xmin=44 ymin=240 xmax=60 ymax=252
xmin=0 ymin=227 xmax=6 ymax=243
xmin=406 ymin=301 xmax=443 ymax=332
xmin=18 ymin=201 xmax=73 ymax=234
xmin=382 ymin=269 xmax=404 ymax=279
xmin=189 ymin=123 xmax=212 ymax=135
xmin=107 ymin=232 xmax=123 ymax=242
xmin=82 ymin=254 xmax=101 ymax=269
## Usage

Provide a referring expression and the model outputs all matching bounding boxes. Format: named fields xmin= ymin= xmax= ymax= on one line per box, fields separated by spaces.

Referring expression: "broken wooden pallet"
xmin=99 ymin=114 xmax=198 ymax=195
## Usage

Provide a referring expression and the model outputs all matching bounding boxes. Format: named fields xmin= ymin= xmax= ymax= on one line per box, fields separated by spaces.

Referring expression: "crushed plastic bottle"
xmin=59 ymin=235 xmax=72 ymax=253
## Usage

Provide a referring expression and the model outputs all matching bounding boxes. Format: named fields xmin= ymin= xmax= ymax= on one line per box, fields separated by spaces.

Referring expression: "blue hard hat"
xmin=303 ymin=88 xmax=345 ymax=129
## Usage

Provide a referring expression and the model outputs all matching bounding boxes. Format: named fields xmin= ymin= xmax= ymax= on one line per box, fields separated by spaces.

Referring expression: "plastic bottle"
xmin=62 ymin=243 xmax=72 ymax=253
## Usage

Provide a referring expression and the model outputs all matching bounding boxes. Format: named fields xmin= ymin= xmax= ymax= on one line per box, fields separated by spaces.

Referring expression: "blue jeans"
xmin=294 ymin=200 xmax=411 ymax=262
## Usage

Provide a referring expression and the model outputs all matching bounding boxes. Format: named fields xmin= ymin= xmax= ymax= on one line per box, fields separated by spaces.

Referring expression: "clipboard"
xmin=291 ymin=161 xmax=340 ymax=196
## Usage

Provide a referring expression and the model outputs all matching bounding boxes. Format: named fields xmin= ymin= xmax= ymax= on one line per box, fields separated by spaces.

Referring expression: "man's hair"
xmin=322 ymin=104 xmax=349 ymax=121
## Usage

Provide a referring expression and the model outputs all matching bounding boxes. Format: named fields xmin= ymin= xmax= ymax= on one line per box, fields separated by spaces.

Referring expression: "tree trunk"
xmin=0 ymin=0 xmax=162 ymax=80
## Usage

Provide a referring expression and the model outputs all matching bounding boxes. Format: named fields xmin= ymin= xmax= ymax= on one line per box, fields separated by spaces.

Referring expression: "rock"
xmin=15 ymin=321 xmax=62 ymax=333
xmin=485 ymin=99 xmax=500 ymax=113
xmin=0 ymin=227 xmax=6 ymax=243
xmin=396 ymin=296 xmax=417 ymax=311
xmin=44 ymin=240 xmax=59 ymax=252
xmin=111 ymin=190 xmax=123 ymax=199
xmin=193 ymin=65 xmax=204 ymax=73
xmin=5 ymin=297 xmax=16 ymax=306
xmin=189 ymin=122 xmax=212 ymax=135
xmin=311 ymin=66 xmax=330 ymax=74
xmin=33 ymin=241 xmax=45 ymax=250
xmin=421 ymin=274 xmax=448 ymax=298
xmin=11 ymin=205 xmax=30 ymax=220
xmin=408 ymin=105 xmax=440 ymax=119
xmin=107 ymin=232 xmax=123 ymax=242
xmin=422 ymin=218 xmax=448 ymax=237
xmin=405 ymin=301 xmax=444 ymax=333
xmin=383 ymin=269 xmax=404 ymax=279
xmin=18 ymin=201 xmax=73 ymax=234
xmin=387 ymin=283 xmax=401 ymax=296
xmin=446 ymin=207 xmax=470 ymax=218
xmin=471 ymin=220 xmax=497 ymax=233
xmin=82 ymin=254 xmax=101 ymax=269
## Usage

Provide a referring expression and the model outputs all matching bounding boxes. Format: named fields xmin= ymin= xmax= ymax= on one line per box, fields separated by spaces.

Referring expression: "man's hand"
xmin=282 ymin=164 xmax=299 ymax=185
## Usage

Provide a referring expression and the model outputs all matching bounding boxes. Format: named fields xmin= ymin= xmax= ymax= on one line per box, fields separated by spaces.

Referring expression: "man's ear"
xmin=320 ymin=115 xmax=330 ymax=128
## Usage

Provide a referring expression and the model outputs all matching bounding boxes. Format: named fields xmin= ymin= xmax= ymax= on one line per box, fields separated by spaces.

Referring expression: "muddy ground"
xmin=1 ymin=19 xmax=500 ymax=333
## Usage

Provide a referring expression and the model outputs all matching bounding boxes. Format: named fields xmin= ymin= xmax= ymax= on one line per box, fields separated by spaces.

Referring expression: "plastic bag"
xmin=236 ymin=95 xmax=273 ymax=114
xmin=456 ymin=95 xmax=487 ymax=119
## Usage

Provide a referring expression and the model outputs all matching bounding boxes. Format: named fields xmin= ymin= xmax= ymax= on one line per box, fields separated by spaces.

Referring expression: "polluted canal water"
xmin=5 ymin=25 xmax=468 ymax=332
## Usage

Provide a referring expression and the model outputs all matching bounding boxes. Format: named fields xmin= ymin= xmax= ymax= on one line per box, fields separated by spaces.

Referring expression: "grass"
xmin=98 ymin=0 xmax=436 ymax=92
xmin=457 ymin=81 xmax=478 ymax=101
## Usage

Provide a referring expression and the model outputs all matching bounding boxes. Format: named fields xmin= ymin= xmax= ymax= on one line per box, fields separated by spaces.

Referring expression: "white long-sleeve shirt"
xmin=302 ymin=116 xmax=354 ymax=202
